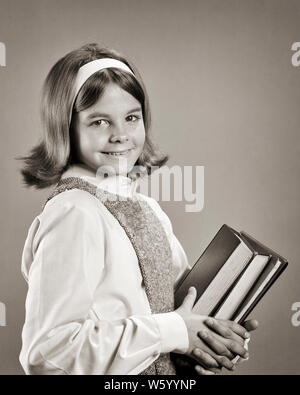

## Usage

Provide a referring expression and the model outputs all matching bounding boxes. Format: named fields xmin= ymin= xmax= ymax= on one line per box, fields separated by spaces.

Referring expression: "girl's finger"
xmin=195 ymin=365 xmax=216 ymax=375
xmin=207 ymin=367 xmax=222 ymax=374
xmin=192 ymin=348 xmax=220 ymax=369
xmin=225 ymin=339 xmax=249 ymax=359
xmin=215 ymin=355 xmax=236 ymax=371
xmin=205 ymin=318 xmax=237 ymax=339
xmin=180 ymin=287 xmax=197 ymax=312
xmin=197 ymin=329 xmax=232 ymax=358
xmin=212 ymin=329 xmax=245 ymax=347
xmin=242 ymin=319 xmax=259 ymax=332
xmin=218 ymin=319 xmax=250 ymax=339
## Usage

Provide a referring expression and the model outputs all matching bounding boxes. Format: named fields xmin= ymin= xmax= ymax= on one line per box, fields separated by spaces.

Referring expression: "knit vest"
xmin=45 ymin=177 xmax=177 ymax=375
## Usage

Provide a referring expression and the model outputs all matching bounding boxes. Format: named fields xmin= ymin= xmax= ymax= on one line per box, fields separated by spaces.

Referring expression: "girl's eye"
xmin=126 ymin=114 xmax=140 ymax=122
xmin=92 ymin=119 xmax=109 ymax=127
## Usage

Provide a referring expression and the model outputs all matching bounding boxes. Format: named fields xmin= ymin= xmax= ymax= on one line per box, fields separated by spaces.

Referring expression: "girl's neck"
xmin=63 ymin=163 xmax=100 ymax=180
xmin=63 ymin=163 xmax=131 ymax=181
xmin=60 ymin=163 xmax=139 ymax=197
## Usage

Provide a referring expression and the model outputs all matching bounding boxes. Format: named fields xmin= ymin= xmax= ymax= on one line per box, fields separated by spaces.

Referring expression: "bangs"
xmin=73 ymin=68 xmax=146 ymax=116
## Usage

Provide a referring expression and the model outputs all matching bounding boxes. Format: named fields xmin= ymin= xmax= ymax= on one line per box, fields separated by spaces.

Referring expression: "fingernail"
xmin=244 ymin=332 xmax=250 ymax=338
xmin=206 ymin=318 xmax=214 ymax=325
xmin=193 ymin=348 xmax=200 ymax=356
xmin=200 ymin=330 xmax=207 ymax=338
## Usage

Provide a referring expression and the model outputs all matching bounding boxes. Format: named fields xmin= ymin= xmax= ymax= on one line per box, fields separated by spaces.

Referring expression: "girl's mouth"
xmin=101 ymin=148 xmax=133 ymax=156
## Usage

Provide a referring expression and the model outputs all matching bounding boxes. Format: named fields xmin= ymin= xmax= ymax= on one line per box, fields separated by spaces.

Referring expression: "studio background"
xmin=0 ymin=0 xmax=299 ymax=375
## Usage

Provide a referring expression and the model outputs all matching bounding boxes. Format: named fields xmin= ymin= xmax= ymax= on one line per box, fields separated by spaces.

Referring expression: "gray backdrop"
xmin=0 ymin=0 xmax=299 ymax=375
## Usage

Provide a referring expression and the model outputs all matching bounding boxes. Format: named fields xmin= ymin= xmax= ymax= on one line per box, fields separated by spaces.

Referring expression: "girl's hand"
xmin=193 ymin=317 xmax=259 ymax=374
xmin=175 ymin=287 xmax=243 ymax=371
xmin=198 ymin=317 xmax=250 ymax=360
xmin=200 ymin=317 xmax=260 ymax=360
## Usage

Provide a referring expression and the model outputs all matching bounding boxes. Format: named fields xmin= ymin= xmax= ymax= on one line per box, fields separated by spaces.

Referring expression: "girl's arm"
xmin=20 ymin=198 xmax=189 ymax=375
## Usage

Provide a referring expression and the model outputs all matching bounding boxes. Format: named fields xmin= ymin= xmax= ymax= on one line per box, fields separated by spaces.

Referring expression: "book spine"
xmin=214 ymin=255 xmax=270 ymax=320
xmin=192 ymin=244 xmax=253 ymax=316
xmin=233 ymin=260 xmax=282 ymax=323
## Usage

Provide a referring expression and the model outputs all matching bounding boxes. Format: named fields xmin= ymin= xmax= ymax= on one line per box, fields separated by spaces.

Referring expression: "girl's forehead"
xmin=84 ymin=83 xmax=141 ymax=114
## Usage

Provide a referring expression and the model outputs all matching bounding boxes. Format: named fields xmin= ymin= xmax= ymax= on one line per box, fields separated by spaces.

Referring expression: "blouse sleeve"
xmin=20 ymin=194 xmax=188 ymax=375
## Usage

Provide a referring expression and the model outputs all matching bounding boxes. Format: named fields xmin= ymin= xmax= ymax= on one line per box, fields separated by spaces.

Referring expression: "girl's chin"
xmin=95 ymin=162 xmax=133 ymax=177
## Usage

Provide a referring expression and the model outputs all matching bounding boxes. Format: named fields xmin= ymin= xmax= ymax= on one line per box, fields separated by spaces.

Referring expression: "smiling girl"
xmin=19 ymin=43 xmax=256 ymax=375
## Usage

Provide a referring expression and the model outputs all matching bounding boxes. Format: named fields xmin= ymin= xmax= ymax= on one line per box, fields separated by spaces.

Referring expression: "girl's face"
xmin=73 ymin=83 xmax=146 ymax=177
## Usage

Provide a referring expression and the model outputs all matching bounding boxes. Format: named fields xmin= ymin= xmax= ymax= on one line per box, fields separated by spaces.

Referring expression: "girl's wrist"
xmin=153 ymin=311 xmax=189 ymax=354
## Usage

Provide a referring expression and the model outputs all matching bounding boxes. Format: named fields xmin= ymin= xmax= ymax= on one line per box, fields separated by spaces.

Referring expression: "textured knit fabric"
xmin=45 ymin=176 xmax=177 ymax=375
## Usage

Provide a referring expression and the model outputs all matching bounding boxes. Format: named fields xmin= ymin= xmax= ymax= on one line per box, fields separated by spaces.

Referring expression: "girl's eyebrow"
xmin=86 ymin=106 xmax=142 ymax=120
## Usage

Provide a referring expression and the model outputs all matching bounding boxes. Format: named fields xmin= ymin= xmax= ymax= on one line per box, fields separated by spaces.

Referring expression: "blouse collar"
xmin=60 ymin=164 xmax=140 ymax=197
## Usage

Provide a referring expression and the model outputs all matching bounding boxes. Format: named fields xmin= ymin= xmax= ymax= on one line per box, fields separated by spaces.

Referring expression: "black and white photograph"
xmin=0 ymin=0 xmax=299 ymax=378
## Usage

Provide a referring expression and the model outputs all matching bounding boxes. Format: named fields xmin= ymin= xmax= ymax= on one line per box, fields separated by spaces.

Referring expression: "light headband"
xmin=70 ymin=58 xmax=135 ymax=124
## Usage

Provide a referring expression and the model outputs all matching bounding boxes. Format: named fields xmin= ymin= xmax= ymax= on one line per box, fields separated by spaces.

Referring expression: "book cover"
xmin=175 ymin=225 xmax=288 ymax=322
xmin=175 ymin=224 xmax=243 ymax=309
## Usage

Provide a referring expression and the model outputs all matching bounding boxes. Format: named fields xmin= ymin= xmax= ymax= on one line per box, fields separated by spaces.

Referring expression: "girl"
xmin=19 ymin=43 xmax=257 ymax=375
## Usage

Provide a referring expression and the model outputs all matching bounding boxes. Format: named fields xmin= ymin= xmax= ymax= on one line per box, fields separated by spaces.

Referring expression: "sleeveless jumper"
xmin=45 ymin=177 xmax=177 ymax=375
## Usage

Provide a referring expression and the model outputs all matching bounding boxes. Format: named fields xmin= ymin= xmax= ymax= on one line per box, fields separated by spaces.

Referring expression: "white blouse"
xmin=19 ymin=165 xmax=191 ymax=375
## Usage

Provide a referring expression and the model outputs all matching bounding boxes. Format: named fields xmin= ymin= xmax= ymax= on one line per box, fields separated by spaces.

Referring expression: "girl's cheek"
xmin=87 ymin=133 xmax=105 ymax=147
xmin=139 ymin=131 xmax=146 ymax=145
xmin=135 ymin=124 xmax=146 ymax=140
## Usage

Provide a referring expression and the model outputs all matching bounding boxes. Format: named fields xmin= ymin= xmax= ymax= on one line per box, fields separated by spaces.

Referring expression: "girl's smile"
xmin=73 ymin=83 xmax=146 ymax=176
xmin=101 ymin=147 xmax=135 ymax=156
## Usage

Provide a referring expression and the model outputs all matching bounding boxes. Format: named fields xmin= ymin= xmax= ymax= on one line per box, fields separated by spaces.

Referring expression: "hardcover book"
xmin=172 ymin=225 xmax=288 ymax=373
xmin=175 ymin=225 xmax=288 ymax=323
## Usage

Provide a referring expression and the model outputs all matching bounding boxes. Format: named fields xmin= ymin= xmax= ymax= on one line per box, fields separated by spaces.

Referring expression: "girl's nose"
xmin=109 ymin=134 xmax=129 ymax=143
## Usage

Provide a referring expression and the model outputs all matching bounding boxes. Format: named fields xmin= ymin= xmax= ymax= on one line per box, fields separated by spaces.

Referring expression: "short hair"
xmin=18 ymin=43 xmax=169 ymax=189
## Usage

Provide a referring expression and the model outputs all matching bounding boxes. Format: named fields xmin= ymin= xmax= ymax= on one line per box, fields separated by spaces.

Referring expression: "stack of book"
xmin=175 ymin=224 xmax=288 ymax=323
